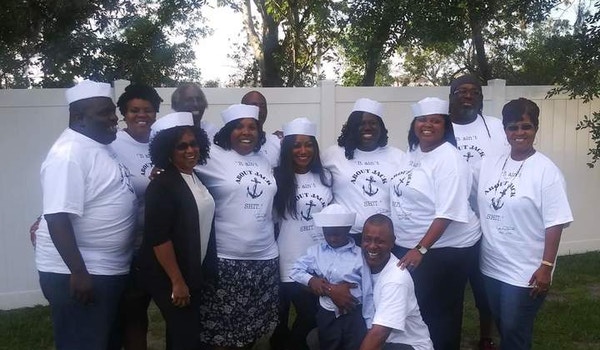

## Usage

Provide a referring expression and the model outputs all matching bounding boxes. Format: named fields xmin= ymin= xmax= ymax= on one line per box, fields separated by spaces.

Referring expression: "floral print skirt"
xmin=199 ymin=257 xmax=279 ymax=347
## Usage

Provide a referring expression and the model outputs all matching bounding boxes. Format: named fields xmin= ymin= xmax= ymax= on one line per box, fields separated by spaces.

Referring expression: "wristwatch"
xmin=415 ymin=244 xmax=428 ymax=255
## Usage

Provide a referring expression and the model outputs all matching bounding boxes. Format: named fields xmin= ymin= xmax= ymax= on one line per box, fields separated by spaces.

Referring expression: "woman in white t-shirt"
xmin=111 ymin=83 xmax=163 ymax=350
xmin=478 ymin=98 xmax=573 ymax=350
xmin=390 ymin=97 xmax=480 ymax=350
xmin=270 ymin=118 xmax=333 ymax=350
xmin=322 ymin=98 xmax=404 ymax=243
xmin=195 ymin=104 xmax=279 ymax=349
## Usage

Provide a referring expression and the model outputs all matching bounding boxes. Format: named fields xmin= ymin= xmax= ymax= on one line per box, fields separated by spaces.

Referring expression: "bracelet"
xmin=541 ymin=260 xmax=554 ymax=267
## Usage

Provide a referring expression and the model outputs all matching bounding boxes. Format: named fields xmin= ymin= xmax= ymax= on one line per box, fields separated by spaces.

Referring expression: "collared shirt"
xmin=290 ymin=238 xmax=373 ymax=322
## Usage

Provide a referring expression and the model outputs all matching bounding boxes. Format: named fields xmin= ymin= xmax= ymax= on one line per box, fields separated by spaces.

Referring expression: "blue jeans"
xmin=39 ymin=272 xmax=128 ymax=350
xmin=483 ymin=275 xmax=546 ymax=350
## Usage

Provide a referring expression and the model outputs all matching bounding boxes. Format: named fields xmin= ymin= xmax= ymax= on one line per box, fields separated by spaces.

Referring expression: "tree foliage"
xmin=553 ymin=1 xmax=600 ymax=167
xmin=338 ymin=0 xmax=559 ymax=86
xmin=0 ymin=0 xmax=206 ymax=88
xmin=222 ymin=0 xmax=342 ymax=87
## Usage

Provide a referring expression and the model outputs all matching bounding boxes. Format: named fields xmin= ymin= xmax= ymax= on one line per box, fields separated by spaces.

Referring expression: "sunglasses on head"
xmin=505 ymin=123 xmax=535 ymax=132
xmin=175 ymin=141 xmax=199 ymax=150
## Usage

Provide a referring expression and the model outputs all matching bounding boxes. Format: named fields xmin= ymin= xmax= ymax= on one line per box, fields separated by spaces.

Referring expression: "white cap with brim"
xmin=65 ymin=80 xmax=112 ymax=104
xmin=352 ymin=98 xmax=384 ymax=118
xmin=283 ymin=117 xmax=316 ymax=137
xmin=150 ymin=112 xmax=194 ymax=140
xmin=221 ymin=104 xmax=259 ymax=124
xmin=312 ymin=204 xmax=356 ymax=228
xmin=411 ymin=97 xmax=449 ymax=118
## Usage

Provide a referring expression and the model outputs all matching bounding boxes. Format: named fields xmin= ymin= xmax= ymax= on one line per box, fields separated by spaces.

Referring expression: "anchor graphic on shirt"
xmin=247 ymin=177 xmax=263 ymax=199
xmin=491 ymin=186 xmax=509 ymax=210
xmin=362 ymin=176 xmax=379 ymax=197
xmin=301 ymin=200 xmax=317 ymax=221
xmin=463 ymin=152 xmax=474 ymax=162
xmin=393 ymin=183 xmax=402 ymax=197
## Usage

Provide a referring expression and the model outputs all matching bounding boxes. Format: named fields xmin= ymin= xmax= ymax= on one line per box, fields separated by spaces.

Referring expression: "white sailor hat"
xmin=221 ymin=104 xmax=259 ymax=124
xmin=283 ymin=117 xmax=316 ymax=137
xmin=150 ymin=112 xmax=194 ymax=140
xmin=65 ymin=80 xmax=112 ymax=104
xmin=352 ymin=98 xmax=384 ymax=118
xmin=411 ymin=97 xmax=449 ymax=118
xmin=313 ymin=204 xmax=356 ymax=228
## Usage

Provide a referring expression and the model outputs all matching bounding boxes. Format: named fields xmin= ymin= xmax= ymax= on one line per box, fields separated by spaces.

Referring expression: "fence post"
xmin=487 ymin=79 xmax=506 ymax=118
xmin=319 ymin=80 xmax=336 ymax=147
xmin=113 ymin=79 xmax=130 ymax=101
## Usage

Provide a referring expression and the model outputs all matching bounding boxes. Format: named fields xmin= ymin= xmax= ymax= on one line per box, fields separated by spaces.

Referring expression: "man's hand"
xmin=328 ymin=281 xmax=359 ymax=314
xmin=149 ymin=166 xmax=165 ymax=180
xmin=70 ymin=270 xmax=94 ymax=305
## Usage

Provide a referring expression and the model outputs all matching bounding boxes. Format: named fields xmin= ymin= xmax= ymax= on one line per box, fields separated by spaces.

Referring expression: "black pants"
xmin=144 ymin=280 xmax=202 ymax=350
xmin=270 ymin=282 xmax=319 ymax=350
xmin=393 ymin=245 xmax=477 ymax=350
xmin=316 ymin=305 xmax=366 ymax=350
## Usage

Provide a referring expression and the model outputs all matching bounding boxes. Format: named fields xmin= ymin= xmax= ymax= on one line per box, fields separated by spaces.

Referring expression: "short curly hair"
xmin=213 ymin=118 xmax=266 ymax=152
xmin=149 ymin=126 xmax=210 ymax=169
xmin=337 ymin=111 xmax=389 ymax=159
xmin=116 ymin=83 xmax=163 ymax=116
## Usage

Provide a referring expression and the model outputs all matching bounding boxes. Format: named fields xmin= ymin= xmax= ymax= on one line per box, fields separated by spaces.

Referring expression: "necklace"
xmin=489 ymin=149 xmax=535 ymax=210
xmin=500 ymin=149 xmax=536 ymax=179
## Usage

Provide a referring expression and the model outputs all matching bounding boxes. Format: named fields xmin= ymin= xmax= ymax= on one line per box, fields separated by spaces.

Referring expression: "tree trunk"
xmin=243 ymin=0 xmax=284 ymax=87
xmin=471 ymin=21 xmax=491 ymax=81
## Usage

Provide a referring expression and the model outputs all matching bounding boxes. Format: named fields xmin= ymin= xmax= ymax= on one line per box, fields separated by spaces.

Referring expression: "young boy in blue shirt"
xmin=291 ymin=204 xmax=373 ymax=350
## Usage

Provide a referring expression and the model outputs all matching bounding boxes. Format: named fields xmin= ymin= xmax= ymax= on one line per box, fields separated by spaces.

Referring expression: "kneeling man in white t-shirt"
xmin=360 ymin=214 xmax=433 ymax=350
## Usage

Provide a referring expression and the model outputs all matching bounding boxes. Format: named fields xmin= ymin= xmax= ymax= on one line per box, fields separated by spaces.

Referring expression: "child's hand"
xmin=308 ymin=277 xmax=329 ymax=296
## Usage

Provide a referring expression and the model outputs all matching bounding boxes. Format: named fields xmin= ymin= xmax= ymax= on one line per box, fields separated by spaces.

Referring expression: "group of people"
xmin=33 ymin=75 xmax=573 ymax=350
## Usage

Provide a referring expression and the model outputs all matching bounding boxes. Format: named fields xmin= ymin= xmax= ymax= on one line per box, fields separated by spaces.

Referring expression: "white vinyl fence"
xmin=1 ymin=79 xmax=598 ymax=309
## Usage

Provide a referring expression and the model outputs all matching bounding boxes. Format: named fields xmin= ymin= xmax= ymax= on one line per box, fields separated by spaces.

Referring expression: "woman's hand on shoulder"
xmin=397 ymin=249 xmax=423 ymax=271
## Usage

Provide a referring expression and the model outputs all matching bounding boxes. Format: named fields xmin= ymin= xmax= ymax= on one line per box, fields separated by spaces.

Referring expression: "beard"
xmin=451 ymin=102 xmax=481 ymax=124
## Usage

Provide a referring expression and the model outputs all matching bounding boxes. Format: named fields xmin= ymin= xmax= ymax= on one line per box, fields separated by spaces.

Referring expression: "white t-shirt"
xmin=36 ymin=128 xmax=137 ymax=275
xmin=478 ymin=152 xmax=573 ymax=287
xmin=260 ymin=133 xmax=282 ymax=168
xmin=181 ymin=172 xmax=216 ymax=264
xmin=371 ymin=254 xmax=433 ymax=350
xmin=390 ymin=142 xmax=480 ymax=248
xmin=110 ymin=130 xmax=151 ymax=249
xmin=110 ymin=130 xmax=151 ymax=197
xmin=195 ymin=145 xmax=278 ymax=260
xmin=322 ymin=146 xmax=404 ymax=234
xmin=453 ymin=115 xmax=510 ymax=213
xmin=277 ymin=172 xmax=333 ymax=282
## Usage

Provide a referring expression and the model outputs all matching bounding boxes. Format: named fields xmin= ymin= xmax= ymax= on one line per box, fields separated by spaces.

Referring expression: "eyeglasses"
xmin=505 ymin=123 xmax=535 ymax=132
xmin=175 ymin=141 xmax=199 ymax=150
xmin=453 ymin=89 xmax=481 ymax=97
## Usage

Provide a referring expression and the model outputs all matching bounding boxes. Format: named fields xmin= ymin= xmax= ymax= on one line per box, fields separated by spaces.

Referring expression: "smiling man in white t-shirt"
xmin=36 ymin=80 xmax=137 ymax=350
xmin=360 ymin=214 xmax=433 ymax=350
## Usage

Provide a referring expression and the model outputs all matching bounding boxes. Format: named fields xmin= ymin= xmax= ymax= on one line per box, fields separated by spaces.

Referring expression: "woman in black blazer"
xmin=138 ymin=113 xmax=216 ymax=350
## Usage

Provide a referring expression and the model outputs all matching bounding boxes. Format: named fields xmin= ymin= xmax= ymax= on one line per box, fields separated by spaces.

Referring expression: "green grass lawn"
xmin=1 ymin=251 xmax=599 ymax=350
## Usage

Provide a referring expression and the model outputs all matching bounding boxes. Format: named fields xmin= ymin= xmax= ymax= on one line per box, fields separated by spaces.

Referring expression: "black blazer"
xmin=138 ymin=167 xmax=217 ymax=291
